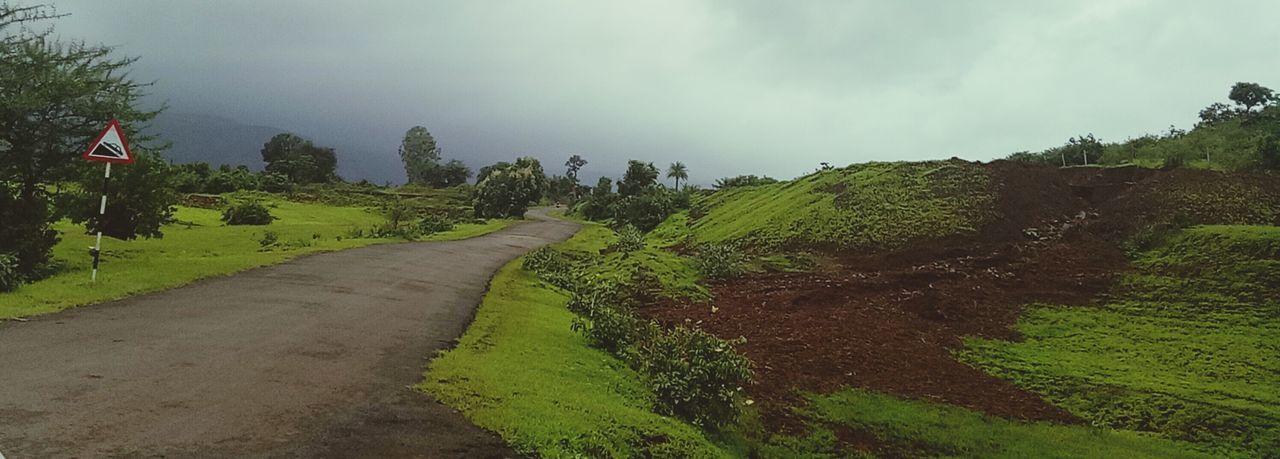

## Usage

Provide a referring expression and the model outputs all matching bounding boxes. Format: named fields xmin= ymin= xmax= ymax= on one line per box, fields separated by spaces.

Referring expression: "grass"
xmin=961 ymin=225 xmax=1280 ymax=456
xmin=0 ymin=199 xmax=520 ymax=319
xmin=418 ymin=226 xmax=740 ymax=458
xmin=759 ymin=390 xmax=1214 ymax=458
xmin=688 ymin=160 xmax=995 ymax=250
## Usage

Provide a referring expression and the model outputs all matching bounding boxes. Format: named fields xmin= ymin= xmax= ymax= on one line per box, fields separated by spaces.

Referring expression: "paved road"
xmin=0 ymin=210 xmax=579 ymax=458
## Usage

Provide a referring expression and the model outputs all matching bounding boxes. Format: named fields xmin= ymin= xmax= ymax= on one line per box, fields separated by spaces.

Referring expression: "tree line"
xmin=1008 ymin=82 xmax=1280 ymax=170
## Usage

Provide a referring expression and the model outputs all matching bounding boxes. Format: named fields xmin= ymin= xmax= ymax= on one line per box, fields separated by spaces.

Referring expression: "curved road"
xmin=0 ymin=210 xmax=578 ymax=458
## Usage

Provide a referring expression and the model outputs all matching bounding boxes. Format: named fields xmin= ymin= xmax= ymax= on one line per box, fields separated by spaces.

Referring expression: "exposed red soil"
xmin=639 ymin=162 xmax=1279 ymax=429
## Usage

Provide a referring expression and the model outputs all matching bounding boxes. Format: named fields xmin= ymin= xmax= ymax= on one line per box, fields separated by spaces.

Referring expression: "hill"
xmin=148 ymin=112 xmax=286 ymax=170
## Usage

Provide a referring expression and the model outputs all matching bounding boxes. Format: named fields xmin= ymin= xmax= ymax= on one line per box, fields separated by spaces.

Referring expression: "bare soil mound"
xmin=640 ymin=163 xmax=1278 ymax=428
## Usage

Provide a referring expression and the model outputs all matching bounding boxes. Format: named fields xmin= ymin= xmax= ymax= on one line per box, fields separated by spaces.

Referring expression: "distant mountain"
xmin=148 ymin=112 xmax=284 ymax=171
xmin=147 ymin=112 xmax=406 ymax=184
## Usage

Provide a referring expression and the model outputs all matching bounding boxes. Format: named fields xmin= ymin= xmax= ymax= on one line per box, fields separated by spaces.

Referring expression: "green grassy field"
xmin=961 ymin=225 xmax=1280 ymax=456
xmin=419 ymin=223 xmax=740 ymax=458
xmin=688 ymin=160 xmax=994 ymax=250
xmin=760 ymin=390 xmax=1213 ymax=458
xmin=0 ymin=200 xmax=519 ymax=319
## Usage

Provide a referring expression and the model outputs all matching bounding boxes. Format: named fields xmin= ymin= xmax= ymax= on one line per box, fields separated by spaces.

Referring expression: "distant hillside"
xmin=148 ymin=112 xmax=284 ymax=171
xmin=147 ymin=112 xmax=408 ymax=184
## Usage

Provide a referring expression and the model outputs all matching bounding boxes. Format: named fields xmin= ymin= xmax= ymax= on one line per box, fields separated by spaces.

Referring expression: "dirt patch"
xmin=638 ymin=163 xmax=1256 ymax=429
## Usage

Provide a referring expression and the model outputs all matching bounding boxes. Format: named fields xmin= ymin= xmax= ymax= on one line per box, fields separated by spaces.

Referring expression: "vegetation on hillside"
xmin=687 ymin=160 xmax=995 ymax=250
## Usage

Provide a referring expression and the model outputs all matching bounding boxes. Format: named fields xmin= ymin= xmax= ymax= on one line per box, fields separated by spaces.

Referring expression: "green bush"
xmin=567 ymin=282 xmax=655 ymax=354
xmin=418 ymin=214 xmax=455 ymax=234
xmin=221 ymin=201 xmax=274 ymax=225
xmin=0 ymin=253 xmax=22 ymax=292
xmin=694 ymin=242 xmax=746 ymax=280
xmin=614 ymin=187 xmax=676 ymax=231
xmin=522 ymin=247 xmax=579 ymax=290
xmin=609 ymin=225 xmax=645 ymax=253
xmin=634 ymin=326 xmax=752 ymax=427
xmin=258 ymin=231 xmax=279 ymax=249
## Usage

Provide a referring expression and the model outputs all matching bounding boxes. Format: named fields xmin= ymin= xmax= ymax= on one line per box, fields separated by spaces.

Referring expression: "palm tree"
xmin=666 ymin=162 xmax=688 ymax=190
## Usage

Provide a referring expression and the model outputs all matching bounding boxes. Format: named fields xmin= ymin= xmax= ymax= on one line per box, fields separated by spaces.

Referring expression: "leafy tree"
xmin=399 ymin=126 xmax=441 ymax=185
xmin=1198 ymin=102 xmax=1237 ymax=126
xmin=476 ymin=161 xmax=512 ymax=183
xmin=615 ymin=186 xmax=675 ymax=231
xmin=579 ymin=176 xmax=616 ymax=220
xmin=0 ymin=4 xmax=168 ymax=278
xmin=172 ymin=162 xmax=214 ymax=193
xmin=473 ymin=156 xmax=547 ymax=218
xmin=666 ymin=161 xmax=688 ymax=190
xmin=546 ymin=174 xmax=576 ymax=205
xmin=565 ymin=154 xmax=587 ymax=181
xmin=1229 ymin=82 xmax=1275 ymax=113
xmin=1066 ymin=133 xmax=1103 ymax=165
xmin=617 ymin=160 xmax=658 ymax=197
xmin=261 ymin=133 xmax=337 ymax=184
xmin=439 ymin=159 xmax=472 ymax=187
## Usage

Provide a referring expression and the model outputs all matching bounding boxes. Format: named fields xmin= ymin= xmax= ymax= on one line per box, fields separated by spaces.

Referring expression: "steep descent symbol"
xmin=82 ymin=119 xmax=134 ymax=164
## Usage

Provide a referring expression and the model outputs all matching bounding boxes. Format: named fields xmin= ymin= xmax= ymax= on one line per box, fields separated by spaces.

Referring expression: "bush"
xmin=0 ymin=253 xmax=22 ymax=292
xmin=614 ymin=187 xmax=675 ymax=231
xmin=609 ymin=225 xmax=645 ymax=253
xmin=634 ymin=326 xmax=752 ymax=426
xmin=567 ymin=281 xmax=654 ymax=354
xmin=474 ymin=157 xmax=547 ymax=218
xmin=418 ymin=214 xmax=455 ymax=234
xmin=695 ymin=242 xmax=746 ymax=280
xmin=221 ymin=201 xmax=273 ymax=225
xmin=522 ymin=247 xmax=579 ymax=290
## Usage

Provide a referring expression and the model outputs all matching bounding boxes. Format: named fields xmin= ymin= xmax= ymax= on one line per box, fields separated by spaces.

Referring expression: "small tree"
xmin=399 ymin=126 xmax=441 ymax=185
xmin=261 ymin=133 xmax=338 ymax=184
xmin=473 ymin=157 xmax=547 ymax=218
xmin=617 ymin=160 xmax=659 ymax=197
xmin=67 ymin=151 xmax=178 ymax=239
xmin=666 ymin=162 xmax=688 ymax=190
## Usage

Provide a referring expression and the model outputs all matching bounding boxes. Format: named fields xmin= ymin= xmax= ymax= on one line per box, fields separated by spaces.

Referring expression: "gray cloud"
xmin=43 ymin=0 xmax=1280 ymax=184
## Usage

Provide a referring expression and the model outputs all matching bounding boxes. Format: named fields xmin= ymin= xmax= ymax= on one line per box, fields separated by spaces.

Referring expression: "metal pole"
xmin=91 ymin=162 xmax=111 ymax=282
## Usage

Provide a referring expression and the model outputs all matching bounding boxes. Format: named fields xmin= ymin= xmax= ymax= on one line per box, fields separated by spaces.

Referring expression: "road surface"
xmin=0 ymin=210 xmax=579 ymax=458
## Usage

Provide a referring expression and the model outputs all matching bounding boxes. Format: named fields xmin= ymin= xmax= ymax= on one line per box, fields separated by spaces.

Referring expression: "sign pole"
xmin=91 ymin=162 xmax=111 ymax=282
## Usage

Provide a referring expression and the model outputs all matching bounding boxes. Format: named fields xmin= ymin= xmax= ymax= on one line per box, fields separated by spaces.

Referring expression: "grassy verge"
xmin=961 ymin=225 xmax=1280 ymax=456
xmin=0 ymin=201 xmax=520 ymax=319
xmin=418 ymin=223 xmax=739 ymax=458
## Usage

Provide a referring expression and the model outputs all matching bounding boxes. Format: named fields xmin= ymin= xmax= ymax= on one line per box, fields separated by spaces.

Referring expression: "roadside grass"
xmin=961 ymin=225 xmax=1280 ymax=456
xmin=0 ymin=200 xmax=519 ymax=319
xmin=688 ymin=160 xmax=995 ymax=250
xmin=760 ymin=390 xmax=1214 ymax=458
xmin=418 ymin=225 xmax=740 ymax=458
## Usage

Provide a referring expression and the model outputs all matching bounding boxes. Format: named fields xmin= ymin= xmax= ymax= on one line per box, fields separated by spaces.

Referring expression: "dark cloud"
xmin=44 ymin=0 xmax=1280 ymax=184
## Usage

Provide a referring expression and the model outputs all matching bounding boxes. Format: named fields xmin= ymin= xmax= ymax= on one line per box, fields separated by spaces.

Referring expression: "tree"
xmin=617 ymin=160 xmax=659 ymax=197
xmin=439 ymin=159 xmax=472 ymax=187
xmin=579 ymin=176 xmax=616 ymax=220
xmin=1228 ymin=82 xmax=1275 ymax=113
xmin=666 ymin=162 xmax=688 ymax=190
xmin=1260 ymin=132 xmax=1280 ymax=170
xmin=473 ymin=156 xmax=547 ymax=218
xmin=261 ymin=133 xmax=337 ymax=184
xmin=476 ymin=161 xmax=512 ymax=183
xmin=1198 ymin=102 xmax=1236 ymax=126
xmin=399 ymin=126 xmax=441 ymax=185
xmin=1066 ymin=134 xmax=1103 ymax=165
xmin=1 ymin=4 xmax=171 ymax=279
xmin=565 ymin=154 xmax=587 ymax=181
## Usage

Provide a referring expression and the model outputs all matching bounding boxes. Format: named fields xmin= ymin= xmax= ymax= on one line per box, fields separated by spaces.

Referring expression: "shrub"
xmin=0 ymin=253 xmax=22 ymax=292
xmin=418 ymin=214 xmax=455 ymax=234
xmin=614 ymin=187 xmax=676 ymax=231
xmin=695 ymin=242 xmax=746 ymax=280
xmin=522 ymin=247 xmax=579 ymax=290
xmin=258 ymin=231 xmax=279 ymax=249
xmin=634 ymin=326 xmax=752 ymax=426
xmin=609 ymin=225 xmax=645 ymax=253
xmin=1162 ymin=153 xmax=1185 ymax=169
xmin=567 ymin=281 xmax=654 ymax=354
xmin=221 ymin=201 xmax=273 ymax=225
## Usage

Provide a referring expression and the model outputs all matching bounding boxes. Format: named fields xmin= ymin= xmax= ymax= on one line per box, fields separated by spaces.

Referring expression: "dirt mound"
xmin=640 ymin=163 xmax=1280 ymax=429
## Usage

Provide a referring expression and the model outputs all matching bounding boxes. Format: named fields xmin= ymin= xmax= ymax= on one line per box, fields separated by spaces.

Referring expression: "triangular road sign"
xmin=82 ymin=119 xmax=134 ymax=164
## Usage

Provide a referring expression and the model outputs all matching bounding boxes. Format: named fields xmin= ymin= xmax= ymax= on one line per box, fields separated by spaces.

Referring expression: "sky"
xmin=41 ymin=0 xmax=1280 ymax=184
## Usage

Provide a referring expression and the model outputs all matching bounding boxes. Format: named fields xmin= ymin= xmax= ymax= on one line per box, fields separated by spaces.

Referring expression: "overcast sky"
xmin=43 ymin=0 xmax=1280 ymax=184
